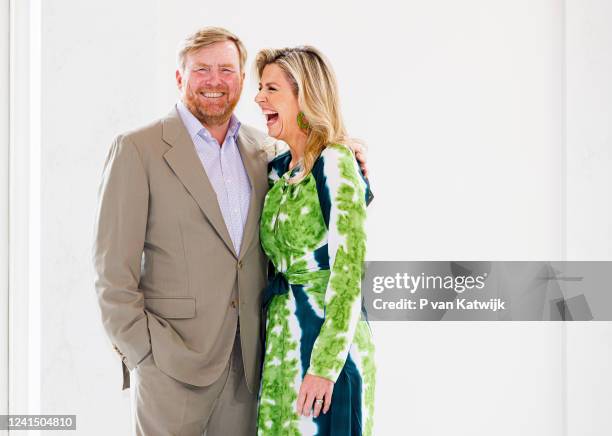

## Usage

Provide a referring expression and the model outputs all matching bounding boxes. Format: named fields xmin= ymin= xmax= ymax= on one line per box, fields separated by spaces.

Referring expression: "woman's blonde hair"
xmin=255 ymin=46 xmax=353 ymax=183
xmin=177 ymin=27 xmax=247 ymax=72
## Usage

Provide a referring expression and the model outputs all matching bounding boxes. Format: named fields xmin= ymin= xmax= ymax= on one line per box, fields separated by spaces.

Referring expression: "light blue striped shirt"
xmin=176 ymin=101 xmax=251 ymax=255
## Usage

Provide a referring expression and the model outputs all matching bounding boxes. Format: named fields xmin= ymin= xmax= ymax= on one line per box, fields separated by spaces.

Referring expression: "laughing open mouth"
xmin=263 ymin=110 xmax=279 ymax=125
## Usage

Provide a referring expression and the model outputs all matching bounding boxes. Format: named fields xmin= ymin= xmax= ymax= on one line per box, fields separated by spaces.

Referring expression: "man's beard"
xmin=183 ymin=85 xmax=241 ymax=127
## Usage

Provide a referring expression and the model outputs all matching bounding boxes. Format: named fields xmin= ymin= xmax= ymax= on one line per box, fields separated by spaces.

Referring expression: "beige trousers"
xmin=130 ymin=326 xmax=257 ymax=436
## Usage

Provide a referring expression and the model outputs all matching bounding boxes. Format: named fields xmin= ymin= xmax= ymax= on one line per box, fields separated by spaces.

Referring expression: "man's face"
xmin=176 ymin=41 xmax=244 ymax=127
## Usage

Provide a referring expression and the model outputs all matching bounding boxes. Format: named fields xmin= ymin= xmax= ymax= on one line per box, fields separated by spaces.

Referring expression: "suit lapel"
xmin=161 ymin=107 xmax=237 ymax=258
xmin=237 ymin=128 xmax=267 ymax=261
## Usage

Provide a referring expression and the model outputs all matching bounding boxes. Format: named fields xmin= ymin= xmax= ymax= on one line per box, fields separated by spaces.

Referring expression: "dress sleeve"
xmin=307 ymin=144 xmax=367 ymax=382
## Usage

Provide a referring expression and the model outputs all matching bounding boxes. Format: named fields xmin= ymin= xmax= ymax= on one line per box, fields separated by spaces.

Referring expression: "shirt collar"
xmin=176 ymin=100 xmax=241 ymax=143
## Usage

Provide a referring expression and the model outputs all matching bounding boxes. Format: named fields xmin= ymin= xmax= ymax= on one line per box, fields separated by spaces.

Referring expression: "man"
xmin=93 ymin=27 xmax=367 ymax=435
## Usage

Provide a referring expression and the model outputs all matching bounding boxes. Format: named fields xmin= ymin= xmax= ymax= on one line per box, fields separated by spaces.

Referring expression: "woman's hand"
xmin=346 ymin=141 xmax=369 ymax=178
xmin=296 ymin=374 xmax=334 ymax=418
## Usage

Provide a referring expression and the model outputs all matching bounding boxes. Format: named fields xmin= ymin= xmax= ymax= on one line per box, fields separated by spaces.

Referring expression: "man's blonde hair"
xmin=177 ymin=27 xmax=247 ymax=72
xmin=255 ymin=46 xmax=350 ymax=183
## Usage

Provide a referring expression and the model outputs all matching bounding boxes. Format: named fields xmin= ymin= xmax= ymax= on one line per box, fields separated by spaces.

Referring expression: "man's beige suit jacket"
xmin=93 ymin=107 xmax=269 ymax=392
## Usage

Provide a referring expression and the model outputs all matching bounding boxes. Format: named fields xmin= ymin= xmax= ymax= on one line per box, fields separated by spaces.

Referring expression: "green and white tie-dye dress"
xmin=257 ymin=144 xmax=376 ymax=436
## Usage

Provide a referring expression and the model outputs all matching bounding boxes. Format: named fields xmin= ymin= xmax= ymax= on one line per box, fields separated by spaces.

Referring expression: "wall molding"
xmin=0 ymin=0 xmax=10 ymax=427
xmin=8 ymin=0 xmax=41 ymax=424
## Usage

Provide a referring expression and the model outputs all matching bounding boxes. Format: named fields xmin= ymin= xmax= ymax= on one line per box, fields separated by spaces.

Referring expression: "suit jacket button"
xmin=230 ymin=300 xmax=237 ymax=309
xmin=237 ymin=261 xmax=243 ymax=269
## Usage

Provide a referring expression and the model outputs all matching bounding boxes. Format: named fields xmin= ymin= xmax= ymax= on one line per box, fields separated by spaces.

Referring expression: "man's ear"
xmin=175 ymin=69 xmax=183 ymax=91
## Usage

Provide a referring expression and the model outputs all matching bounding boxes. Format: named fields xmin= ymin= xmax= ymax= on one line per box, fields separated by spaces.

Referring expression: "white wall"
xmin=565 ymin=1 xmax=612 ymax=435
xmin=16 ymin=0 xmax=609 ymax=435
xmin=40 ymin=2 xmax=160 ymax=435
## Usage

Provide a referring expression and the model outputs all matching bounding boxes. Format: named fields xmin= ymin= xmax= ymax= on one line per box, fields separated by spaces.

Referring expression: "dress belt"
xmin=260 ymin=268 xmax=330 ymax=350
xmin=262 ymin=268 xmax=331 ymax=310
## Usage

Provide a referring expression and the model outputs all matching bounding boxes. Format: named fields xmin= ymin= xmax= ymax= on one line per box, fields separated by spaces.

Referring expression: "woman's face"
xmin=255 ymin=63 xmax=301 ymax=142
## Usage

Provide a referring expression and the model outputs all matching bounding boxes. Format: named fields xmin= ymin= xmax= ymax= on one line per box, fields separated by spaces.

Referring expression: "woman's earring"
xmin=297 ymin=112 xmax=310 ymax=130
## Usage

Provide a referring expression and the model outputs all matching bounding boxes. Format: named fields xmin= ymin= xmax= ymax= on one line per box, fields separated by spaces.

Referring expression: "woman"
xmin=254 ymin=46 xmax=376 ymax=436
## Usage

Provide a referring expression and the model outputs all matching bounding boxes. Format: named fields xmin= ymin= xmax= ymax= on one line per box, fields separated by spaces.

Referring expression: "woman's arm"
xmin=307 ymin=143 xmax=367 ymax=382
